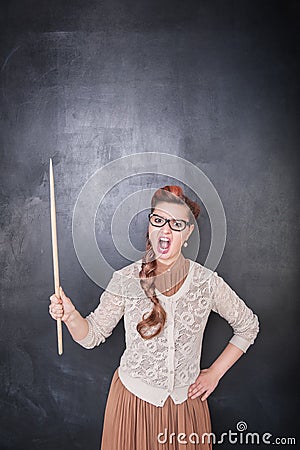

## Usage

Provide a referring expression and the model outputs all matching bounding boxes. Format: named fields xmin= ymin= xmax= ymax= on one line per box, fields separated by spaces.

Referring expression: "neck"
xmin=155 ymin=252 xmax=185 ymax=272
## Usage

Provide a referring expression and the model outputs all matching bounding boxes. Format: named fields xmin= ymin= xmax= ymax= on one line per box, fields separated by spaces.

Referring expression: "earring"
xmin=183 ymin=240 xmax=188 ymax=248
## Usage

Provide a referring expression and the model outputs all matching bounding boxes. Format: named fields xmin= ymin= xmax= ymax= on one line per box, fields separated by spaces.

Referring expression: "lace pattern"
xmin=75 ymin=260 xmax=259 ymax=389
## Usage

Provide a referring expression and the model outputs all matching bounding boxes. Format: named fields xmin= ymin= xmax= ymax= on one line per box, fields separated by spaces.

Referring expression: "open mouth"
xmin=157 ymin=237 xmax=171 ymax=253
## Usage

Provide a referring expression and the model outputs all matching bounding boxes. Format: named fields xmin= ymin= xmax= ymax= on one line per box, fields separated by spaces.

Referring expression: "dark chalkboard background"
xmin=1 ymin=1 xmax=299 ymax=449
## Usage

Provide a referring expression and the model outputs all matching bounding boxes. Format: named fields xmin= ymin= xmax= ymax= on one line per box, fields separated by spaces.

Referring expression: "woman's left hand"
xmin=188 ymin=367 xmax=221 ymax=401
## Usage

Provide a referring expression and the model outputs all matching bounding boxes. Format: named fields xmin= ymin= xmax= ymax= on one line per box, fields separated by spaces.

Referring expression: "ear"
xmin=188 ymin=224 xmax=195 ymax=239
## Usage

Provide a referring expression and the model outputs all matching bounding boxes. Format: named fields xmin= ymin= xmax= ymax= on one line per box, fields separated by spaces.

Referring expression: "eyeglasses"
xmin=148 ymin=213 xmax=191 ymax=231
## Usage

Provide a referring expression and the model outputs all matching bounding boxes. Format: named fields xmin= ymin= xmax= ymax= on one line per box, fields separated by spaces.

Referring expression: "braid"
xmin=136 ymin=236 xmax=166 ymax=339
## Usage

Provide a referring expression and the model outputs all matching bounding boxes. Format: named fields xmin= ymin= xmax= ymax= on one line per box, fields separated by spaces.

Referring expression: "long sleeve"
xmin=75 ymin=270 xmax=125 ymax=349
xmin=210 ymin=271 xmax=259 ymax=353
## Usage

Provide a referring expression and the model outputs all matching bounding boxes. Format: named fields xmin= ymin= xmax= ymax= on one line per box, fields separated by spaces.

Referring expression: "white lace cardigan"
xmin=75 ymin=259 xmax=260 ymax=407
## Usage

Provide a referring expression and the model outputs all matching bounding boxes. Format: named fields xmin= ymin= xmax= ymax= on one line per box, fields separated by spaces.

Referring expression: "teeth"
xmin=160 ymin=237 xmax=170 ymax=241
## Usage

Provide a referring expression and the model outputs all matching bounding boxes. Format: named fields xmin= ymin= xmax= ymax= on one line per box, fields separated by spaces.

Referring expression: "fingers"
xmin=49 ymin=293 xmax=62 ymax=304
xmin=188 ymin=378 xmax=201 ymax=395
xmin=188 ymin=371 xmax=211 ymax=401
xmin=200 ymin=390 xmax=211 ymax=402
xmin=49 ymin=288 xmax=64 ymax=320
xmin=49 ymin=302 xmax=64 ymax=319
xmin=49 ymin=285 xmax=68 ymax=304
xmin=59 ymin=286 xmax=69 ymax=300
xmin=189 ymin=383 xmax=207 ymax=400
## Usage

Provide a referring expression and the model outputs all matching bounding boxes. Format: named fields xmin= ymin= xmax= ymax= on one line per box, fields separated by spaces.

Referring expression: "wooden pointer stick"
xmin=49 ymin=158 xmax=63 ymax=355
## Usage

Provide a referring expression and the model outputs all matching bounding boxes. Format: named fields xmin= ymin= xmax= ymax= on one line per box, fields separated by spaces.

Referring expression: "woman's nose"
xmin=161 ymin=221 xmax=172 ymax=232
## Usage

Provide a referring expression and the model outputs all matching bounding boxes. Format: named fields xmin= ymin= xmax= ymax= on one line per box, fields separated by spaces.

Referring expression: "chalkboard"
xmin=0 ymin=1 xmax=299 ymax=449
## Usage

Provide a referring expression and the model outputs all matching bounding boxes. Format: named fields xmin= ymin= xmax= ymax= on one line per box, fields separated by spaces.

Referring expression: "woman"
xmin=49 ymin=185 xmax=259 ymax=450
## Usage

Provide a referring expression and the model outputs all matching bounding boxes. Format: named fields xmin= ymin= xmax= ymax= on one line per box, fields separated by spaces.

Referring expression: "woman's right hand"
xmin=49 ymin=286 xmax=76 ymax=323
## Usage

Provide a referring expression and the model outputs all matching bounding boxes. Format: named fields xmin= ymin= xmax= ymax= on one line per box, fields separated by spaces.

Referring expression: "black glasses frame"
xmin=148 ymin=213 xmax=191 ymax=231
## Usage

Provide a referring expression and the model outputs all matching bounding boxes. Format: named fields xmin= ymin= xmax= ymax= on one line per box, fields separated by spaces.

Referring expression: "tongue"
xmin=160 ymin=240 xmax=170 ymax=249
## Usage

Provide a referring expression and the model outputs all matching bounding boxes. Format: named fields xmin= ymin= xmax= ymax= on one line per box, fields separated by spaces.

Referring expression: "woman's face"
xmin=148 ymin=201 xmax=195 ymax=264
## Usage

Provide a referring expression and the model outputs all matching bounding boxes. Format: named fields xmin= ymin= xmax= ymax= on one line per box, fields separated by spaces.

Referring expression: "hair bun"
xmin=162 ymin=185 xmax=184 ymax=197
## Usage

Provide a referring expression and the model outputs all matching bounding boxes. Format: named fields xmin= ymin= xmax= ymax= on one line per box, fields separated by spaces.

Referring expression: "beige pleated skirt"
xmin=100 ymin=367 xmax=213 ymax=450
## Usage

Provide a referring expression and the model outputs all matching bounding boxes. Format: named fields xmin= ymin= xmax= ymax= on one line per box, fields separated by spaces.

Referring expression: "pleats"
xmin=100 ymin=368 xmax=213 ymax=450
